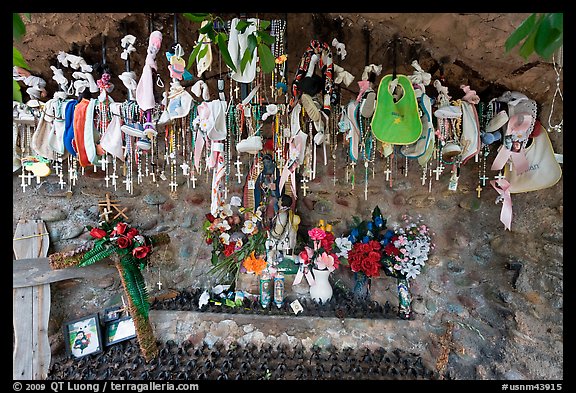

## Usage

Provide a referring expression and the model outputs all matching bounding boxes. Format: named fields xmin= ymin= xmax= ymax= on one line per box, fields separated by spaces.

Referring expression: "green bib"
xmin=371 ymin=74 xmax=422 ymax=145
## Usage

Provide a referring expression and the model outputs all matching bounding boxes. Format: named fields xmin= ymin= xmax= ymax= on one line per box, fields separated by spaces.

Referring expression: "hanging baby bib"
xmin=371 ymin=74 xmax=422 ymax=145
xmin=504 ymin=122 xmax=562 ymax=193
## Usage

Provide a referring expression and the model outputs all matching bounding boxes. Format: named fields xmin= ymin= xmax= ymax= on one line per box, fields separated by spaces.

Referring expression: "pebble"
xmin=393 ymin=194 xmax=406 ymax=206
xmin=181 ymin=214 xmax=195 ymax=228
xmin=60 ymin=223 xmax=85 ymax=240
xmin=40 ymin=207 xmax=67 ymax=222
xmin=412 ymin=298 xmax=426 ymax=314
xmin=447 ymin=261 xmax=464 ymax=274
xmin=203 ymin=332 xmax=220 ymax=348
xmin=429 ymin=281 xmax=444 ymax=294
xmin=143 ymin=191 xmax=167 ymax=205
xmin=426 ymin=299 xmax=438 ymax=313
xmin=38 ymin=182 xmax=69 ymax=197
xmin=314 ymin=199 xmax=332 ymax=214
xmin=407 ymin=194 xmax=435 ymax=208
xmin=97 ymin=275 xmax=115 ymax=289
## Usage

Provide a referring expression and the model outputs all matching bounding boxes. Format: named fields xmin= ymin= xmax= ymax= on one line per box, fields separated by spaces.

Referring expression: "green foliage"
xmin=78 ymin=240 xmax=117 ymax=267
xmin=505 ymin=13 xmax=563 ymax=60
xmin=120 ymin=255 xmax=150 ymax=319
xmin=13 ymin=13 xmax=30 ymax=102
xmin=183 ymin=13 xmax=276 ymax=74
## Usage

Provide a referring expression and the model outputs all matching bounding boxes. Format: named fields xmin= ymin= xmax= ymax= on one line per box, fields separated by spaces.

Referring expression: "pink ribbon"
xmin=356 ymin=80 xmax=370 ymax=102
xmin=491 ymin=114 xmax=532 ymax=173
xmin=491 ymin=178 xmax=513 ymax=231
xmin=210 ymin=142 xmax=225 ymax=215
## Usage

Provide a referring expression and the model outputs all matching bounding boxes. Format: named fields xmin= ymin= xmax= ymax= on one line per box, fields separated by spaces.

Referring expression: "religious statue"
xmin=254 ymin=153 xmax=281 ymax=229
xmin=267 ymin=194 xmax=300 ymax=264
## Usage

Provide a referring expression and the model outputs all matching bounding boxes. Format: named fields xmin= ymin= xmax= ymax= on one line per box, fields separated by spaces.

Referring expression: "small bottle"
xmin=259 ymin=273 xmax=271 ymax=308
xmin=273 ymin=273 xmax=285 ymax=308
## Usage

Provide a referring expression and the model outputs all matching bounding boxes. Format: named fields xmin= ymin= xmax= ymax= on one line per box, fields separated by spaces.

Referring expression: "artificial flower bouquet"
xmin=297 ymin=221 xmax=350 ymax=274
xmin=380 ymin=214 xmax=434 ymax=280
xmin=203 ymin=197 xmax=267 ymax=283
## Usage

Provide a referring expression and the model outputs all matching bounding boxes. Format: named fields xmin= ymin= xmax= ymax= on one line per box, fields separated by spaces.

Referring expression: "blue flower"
xmin=384 ymin=229 xmax=395 ymax=239
xmin=362 ymin=236 xmax=370 ymax=244
xmin=367 ymin=222 xmax=373 ymax=231
xmin=351 ymin=228 xmax=359 ymax=238
xmin=380 ymin=238 xmax=390 ymax=246
xmin=348 ymin=234 xmax=356 ymax=243
xmin=374 ymin=216 xmax=384 ymax=228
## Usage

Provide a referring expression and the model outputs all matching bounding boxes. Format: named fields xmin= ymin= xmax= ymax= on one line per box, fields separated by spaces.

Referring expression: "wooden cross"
xmin=98 ymin=193 xmax=128 ymax=222
xmin=476 ymin=184 xmax=483 ymax=198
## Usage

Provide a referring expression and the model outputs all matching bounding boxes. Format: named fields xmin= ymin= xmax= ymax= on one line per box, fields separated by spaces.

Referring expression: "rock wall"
xmin=13 ymin=13 xmax=562 ymax=380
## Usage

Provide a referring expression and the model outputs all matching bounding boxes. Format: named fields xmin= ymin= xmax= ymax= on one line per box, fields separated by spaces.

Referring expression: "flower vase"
xmin=397 ymin=277 xmax=412 ymax=319
xmin=310 ymin=268 xmax=333 ymax=304
xmin=353 ymin=271 xmax=371 ymax=300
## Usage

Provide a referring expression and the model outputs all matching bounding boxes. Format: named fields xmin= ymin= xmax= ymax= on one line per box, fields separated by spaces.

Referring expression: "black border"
xmin=62 ymin=313 xmax=103 ymax=359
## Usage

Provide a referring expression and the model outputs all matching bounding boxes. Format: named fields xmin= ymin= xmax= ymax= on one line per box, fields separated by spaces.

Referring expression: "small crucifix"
xmin=234 ymin=158 xmax=243 ymax=184
xmin=494 ymin=171 xmax=505 ymax=181
xmin=421 ymin=168 xmax=427 ymax=186
xmin=300 ymin=177 xmax=309 ymax=197
xmin=169 ymin=180 xmax=178 ymax=193
xmin=479 ymin=174 xmax=488 ymax=187
xmin=58 ymin=174 xmax=66 ymax=190
xmin=180 ymin=162 xmax=190 ymax=176
xmin=100 ymin=155 xmax=108 ymax=171
xmin=191 ymin=171 xmax=197 ymax=189
xmin=234 ymin=84 xmax=240 ymax=100
xmin=476 ymin=184 xmax=483 ymax=198
xmin=433 ymin=165 xmax=444 ymax=181
xmin=19 ymin=172 xmax=28 ymax=193
xmin=384 ymin=167 xmax=392 ymax=181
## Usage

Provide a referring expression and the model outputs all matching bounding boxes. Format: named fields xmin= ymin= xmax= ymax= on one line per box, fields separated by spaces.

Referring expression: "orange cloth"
xmin=72 ymin=99 xmax=92 ymax=167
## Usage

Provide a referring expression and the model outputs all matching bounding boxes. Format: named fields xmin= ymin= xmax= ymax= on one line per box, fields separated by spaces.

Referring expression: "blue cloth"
xmin=63 ymin=99 xmax=78 ymax=156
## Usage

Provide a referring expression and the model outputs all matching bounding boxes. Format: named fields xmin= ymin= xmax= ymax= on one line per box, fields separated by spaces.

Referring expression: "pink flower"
xmin=315 ymin=252 xmax=336 ymax=272
xmin=308 ymin=228 xmax=326 ymax=241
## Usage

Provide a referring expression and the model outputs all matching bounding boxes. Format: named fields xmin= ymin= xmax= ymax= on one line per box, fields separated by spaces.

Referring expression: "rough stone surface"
xmin=13 ymin=12 xmax=564 ymax=381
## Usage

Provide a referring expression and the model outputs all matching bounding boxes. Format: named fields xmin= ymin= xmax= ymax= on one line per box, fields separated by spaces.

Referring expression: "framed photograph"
xmin=63 ymin=314 xmax=103 ymax=359
xmin=104 ymin=316 xmax=137 ymax=346
xmin=102 ymin=306 xmax=123 ymax=323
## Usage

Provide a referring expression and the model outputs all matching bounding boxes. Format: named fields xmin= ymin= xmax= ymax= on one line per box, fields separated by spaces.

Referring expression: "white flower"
xmin=242 ymin=220 xmax=256 ymax=234
xmin=219 ymin=204 xmax=233 ymax=219
xmin=198 ymin=290 xmax=210 ymax=308
xmin=199 ymin=117 xmax=215 ymax=132
xmin=230 ymin=196 xmax=242 ymax=207
xmin=216 ymin=220 xmax=231 ymax=231
xmin=401 ymin=263 xmax=421 ymax=280
xmin=413 ymin=254 xmax=428 ymax=266
xmin=252 ymin=209 xmax=263 ymax=223
xmin=335 ymin=237 xmax=352 ymax=258
xmin=219 ymin=232 xmax=230 ymax=245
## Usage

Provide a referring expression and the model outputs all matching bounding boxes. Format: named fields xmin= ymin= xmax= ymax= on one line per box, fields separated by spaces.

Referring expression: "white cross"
xmin=110 ymin=172 xmax=119 ymax=186
xmin=479 ymin=174 xmax=489 ymax=187
xmin=301 ymin=177 xmax=309 ymax=196
xmin=123 ymin=177 xmax=132 ymax=193
xmin=494 ymin=171 xmax=505 ymax=180
xmin=236 ymin=170 xmax=243 ymax=183
xmin=169 ymin=180 xmax=178 ymax=192
xmin=100 ymin=207 xmax=112 ymax=221
xmin=433 ymin=165 xmax=444 ymax=181
xmin=180 ymin=162 xmax=190 ymax=176
xmin=104 ymin=175 xmax=110 ymax=187
xmin=364 ymin=182 xmax=368 ymax=201
xmin=384 ymin=167 xmax=392 ymax=181
xmin=19 ymin=172 xmax=27 ymax=192
xmin=100 ymin=155 xmax=109 ymax=170
xmin=137 ymin=167 xmax=143 ymax=184
xmin=234 ymin=85 xmax=240 ymax=100
xmin=145 ymin=164 xmax=149 ymax=177
xmin=26 ymin=170 xmax=35 ymax=185
xmin=421 ymin=169 xmax=427 ymax=185
xmin=254 ymin=159 xmax=261 ymax=174
xmin=191 ymin=171 xmax=197 ymax=188
xmin=53 ymin=160 xmax=62 ymax=173
xmin=59 ymin=174 xmax=66 ymax=189
xmin=157 ymin=280 xmax=163 ymax=290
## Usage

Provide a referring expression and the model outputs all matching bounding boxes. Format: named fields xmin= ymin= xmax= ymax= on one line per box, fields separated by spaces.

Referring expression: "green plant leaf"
xmin=534 ymin=14 xmax=563 ymax=59
xmin=259 ymin=20 xmax=271 ymax=30
xmin=198 ymin=44 xmax=209 ymax=61
xmin=13 ymin=47 xmax=29 ymax=68
xmin=258 ymin=44 xmax=276 ymax=74
xmin=23 ymin=13 xmax=31 ymax=21
xmin=13 ymin=13 xmax=26 ymax=40
xmin=120 ymin=257 xmax=150 ymax=318
xmin=78 ymin=243 xmax=117 ymax=267
xmin=216 ymin=32 xmax=236 ymax=72
xmin=13 ymin=79 xmax=22 ymax=102
xmin=199 ymin=21 xmax=214 ymax=34
xmin=505 ymin=13 xmax=536 ymax=53
xmin=549 ymin=13 xmax=563 ymax=30
xmin=206 ymin=29 xmax=216 ymax=41
xmin=187 ymin=43 xmax=202 ymax=70
xmin=235 ymin=20 xmax=251 ymax=33
xmin=182 ymin=13 xmax=209 ymax=23
xmin=518 ymin=21 xmax=539 ymax=59
xmin=240 ymin=34 xmax=258 ymax=73
xmin=256 ymin=30 xmax=276 ymax=45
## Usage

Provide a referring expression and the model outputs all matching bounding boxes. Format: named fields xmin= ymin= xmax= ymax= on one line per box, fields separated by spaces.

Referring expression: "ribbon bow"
xmin=491 ymin=178 xmax=513 ymax=231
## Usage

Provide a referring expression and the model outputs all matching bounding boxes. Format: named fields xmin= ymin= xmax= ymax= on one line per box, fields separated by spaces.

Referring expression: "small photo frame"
xmin=104 ymin=316 xmax=137 ymax=347
xmin=102 ymin=306 xmax=123 ymax=323
xmin=63 ymin=314 xmax=103 ymax=359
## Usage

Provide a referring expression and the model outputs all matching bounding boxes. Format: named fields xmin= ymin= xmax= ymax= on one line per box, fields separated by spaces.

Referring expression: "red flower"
xmin=206 ymin=237 xmax=213 ymax=245
xmin=384 ymin=243 xmax=400 ymax=256
xmin=112 ymin=222 xmax=128 ymax=236
xmin=320 ymin=232 xmax=335 ymax=251
xmin=206 ymin=213 xmax=216 ymax=223
xmin=329 ymin=252 xmax=340 ymax=269
xmin=299 ymin=250 xmax=310 ymax=264
xmin=116 ymin=236 xmax=132 ymax=249
xmin=133 ymin=245 xmax=151 ymax=259
xmin=223 ymin=243 xmax=235 ymax=257
xmin=90 ymin=228 xmax=107 ymax=239
xmin=368 ymin=240 xmax=381 ymax=251
xmin=126 ymin=227 xmax=139 ymax=239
